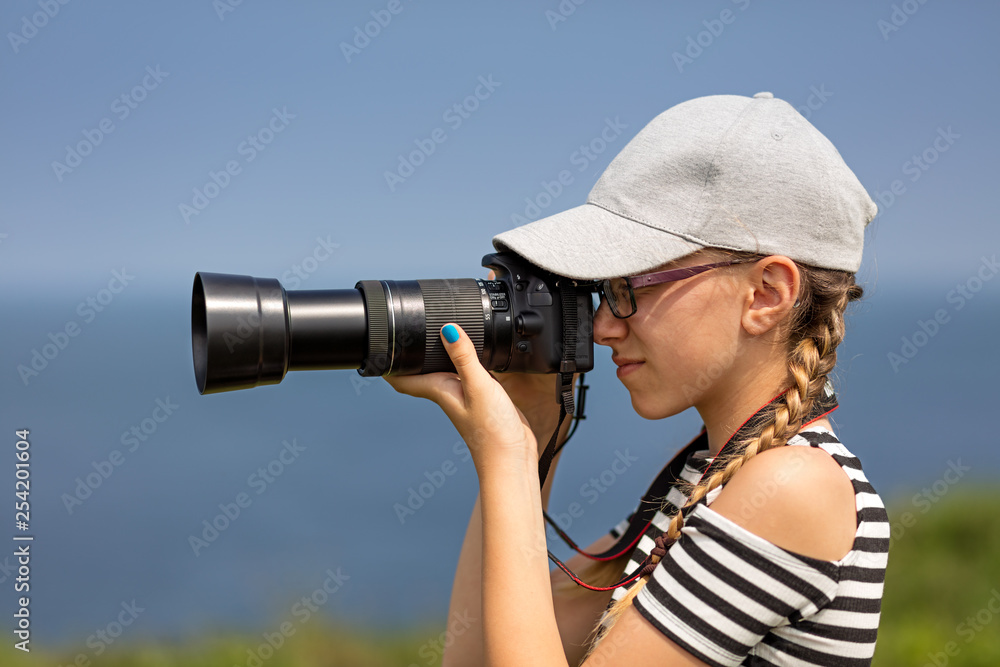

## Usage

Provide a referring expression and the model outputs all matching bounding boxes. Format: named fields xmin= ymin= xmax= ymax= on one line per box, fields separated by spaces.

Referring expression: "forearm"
xmin=478 ymin=454 xmax=569 ymax=667
xmin=442 ymin=424 xmax=567 ymax=667
xmin=441 ymin=492 xmax=486 ymax=667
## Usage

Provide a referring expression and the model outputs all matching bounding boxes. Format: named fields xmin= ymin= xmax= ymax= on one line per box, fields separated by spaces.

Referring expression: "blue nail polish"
xmin=442 ymin=324 xmax=459 ymax=343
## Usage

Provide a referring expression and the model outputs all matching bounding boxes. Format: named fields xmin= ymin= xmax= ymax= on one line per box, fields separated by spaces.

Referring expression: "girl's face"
xmin=593 ymin=251 xmax=754 ymax=420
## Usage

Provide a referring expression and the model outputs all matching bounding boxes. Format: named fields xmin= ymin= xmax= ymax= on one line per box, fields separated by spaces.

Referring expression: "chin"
xmin=630 ymin=394 xmax=686 ymax=421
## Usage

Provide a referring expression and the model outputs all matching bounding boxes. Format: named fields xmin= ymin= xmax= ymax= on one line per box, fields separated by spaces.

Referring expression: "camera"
xmin=191 ymin=252 xmax=595 ymax=395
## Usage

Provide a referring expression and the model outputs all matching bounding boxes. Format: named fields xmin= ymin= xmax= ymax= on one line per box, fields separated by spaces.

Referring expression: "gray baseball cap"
xmin=492 ymin=92 xmax=877 ymax=279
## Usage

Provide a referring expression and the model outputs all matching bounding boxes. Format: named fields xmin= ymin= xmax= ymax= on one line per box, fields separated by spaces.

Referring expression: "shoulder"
xmin=706 ymin=430 xmax=857 ymax=562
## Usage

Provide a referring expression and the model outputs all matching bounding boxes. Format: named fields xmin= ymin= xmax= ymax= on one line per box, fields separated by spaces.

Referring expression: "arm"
xmin=383 ymin=324 xmax=612 ymax=666
xmin=551 ymin=533 xmax=619 ymax=666
xmin=478 ymin=446 xmax=568 ymax=665
xmin=442 ymin=404 xmax=572 ymax=667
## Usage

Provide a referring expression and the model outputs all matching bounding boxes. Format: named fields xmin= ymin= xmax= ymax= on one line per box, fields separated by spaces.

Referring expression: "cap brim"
xmin=491 ymin=202 xmax=704 ymax=280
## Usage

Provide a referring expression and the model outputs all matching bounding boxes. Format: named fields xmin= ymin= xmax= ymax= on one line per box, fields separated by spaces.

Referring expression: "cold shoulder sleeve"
xmin=633 ymin=502 xmax=841 ymax=667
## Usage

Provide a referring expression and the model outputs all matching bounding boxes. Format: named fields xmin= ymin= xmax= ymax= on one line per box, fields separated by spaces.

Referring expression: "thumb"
xmin=440 ymin=323 xmax=487 ymax=393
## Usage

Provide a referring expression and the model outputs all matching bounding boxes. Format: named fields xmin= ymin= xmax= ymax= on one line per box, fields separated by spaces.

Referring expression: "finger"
xmin=486 ymin=269 xmax=496 ymax=280
xmin=383 ymin=373 xmax=454 ymax=401
xmin=440 ymin=323 xmax=490 ymax=400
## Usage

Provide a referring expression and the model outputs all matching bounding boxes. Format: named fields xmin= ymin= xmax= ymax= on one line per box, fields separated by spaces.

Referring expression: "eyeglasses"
xmin=592 ymin=259 xmax=757 ymax=319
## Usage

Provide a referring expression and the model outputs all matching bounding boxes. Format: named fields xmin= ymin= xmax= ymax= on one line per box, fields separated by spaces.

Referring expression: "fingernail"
xmin=442 ymin=324 xmax=459 ymax=343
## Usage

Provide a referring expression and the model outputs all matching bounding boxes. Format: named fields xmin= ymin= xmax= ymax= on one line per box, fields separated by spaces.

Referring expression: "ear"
xmin=741 ymin=255 xmax=800 ymax=336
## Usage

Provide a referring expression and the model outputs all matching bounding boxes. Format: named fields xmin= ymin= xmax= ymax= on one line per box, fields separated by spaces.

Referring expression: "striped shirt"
xmin=600 ymin=426 xmax=889 ymax=666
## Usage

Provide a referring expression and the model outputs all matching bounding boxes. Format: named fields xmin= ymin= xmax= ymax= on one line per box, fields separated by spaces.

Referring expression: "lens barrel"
xmin=192 ymin=273 xmax=509 ymax=394
xmin=355 ymin=279 xmax=500 ymax=376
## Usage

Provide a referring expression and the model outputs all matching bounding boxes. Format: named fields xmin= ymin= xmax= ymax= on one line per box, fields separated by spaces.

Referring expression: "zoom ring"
xmin=357 ymin=280 xmax=390 ymax=376
xmin=419 ymin=280 xmax=485 ymax=373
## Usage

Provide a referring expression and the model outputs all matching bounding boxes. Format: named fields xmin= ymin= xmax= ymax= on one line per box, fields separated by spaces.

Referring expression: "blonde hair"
xmin=558 ymin=249 xmax=864 ymax=662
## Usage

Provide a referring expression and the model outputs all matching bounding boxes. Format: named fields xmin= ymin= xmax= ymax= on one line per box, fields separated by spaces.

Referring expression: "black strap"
xmin=537 ymin=282 xmax=580 ymax=488
xmin=554 ymin=374 xmax=587 ymax=456
xmin=536 ymin=404 xmax=568 ymax=487
xmin=540 ymin=384 xmax=840 ymax=591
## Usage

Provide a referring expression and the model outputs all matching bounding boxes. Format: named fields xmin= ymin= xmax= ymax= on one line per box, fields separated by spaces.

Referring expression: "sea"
xmin=2 ymin=284 xmax=998 ymax=649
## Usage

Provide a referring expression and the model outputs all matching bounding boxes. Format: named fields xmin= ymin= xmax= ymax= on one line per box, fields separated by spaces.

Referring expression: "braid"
xmin=576 ymin=253 xmax=863 ymax=661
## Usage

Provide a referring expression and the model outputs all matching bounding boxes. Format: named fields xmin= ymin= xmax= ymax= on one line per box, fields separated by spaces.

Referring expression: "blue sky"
xmin=1 ymin=1 xmax=997 ymax=299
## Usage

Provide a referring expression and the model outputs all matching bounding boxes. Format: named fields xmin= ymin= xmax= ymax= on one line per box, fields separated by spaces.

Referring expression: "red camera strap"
xmin=540 ymin=385 xmax=839 ymax=591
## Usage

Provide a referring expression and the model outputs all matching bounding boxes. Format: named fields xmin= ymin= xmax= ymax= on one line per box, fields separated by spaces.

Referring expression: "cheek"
xmin=635 ymin=297 xmax=743 ymax=402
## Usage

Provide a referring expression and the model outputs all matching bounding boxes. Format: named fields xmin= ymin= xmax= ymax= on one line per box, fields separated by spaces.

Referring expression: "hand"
xmin=482 ymin=270 xmax=579 ymax=455
xmin=383 ymin=323 xmax=538 ymax=471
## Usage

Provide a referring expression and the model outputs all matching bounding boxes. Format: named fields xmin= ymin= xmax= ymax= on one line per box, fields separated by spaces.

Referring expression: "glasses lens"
xmin=603 ymin=278 xmax=633 ymax=317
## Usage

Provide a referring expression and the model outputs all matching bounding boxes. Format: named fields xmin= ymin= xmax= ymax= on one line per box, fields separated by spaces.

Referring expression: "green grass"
xmin=3 ymin=488 xmax=998 ymax=666
xmin=0 ymin=620 xmax=443 ymax=667
xmin=873 ymin=486 xmax=1000 ymax=666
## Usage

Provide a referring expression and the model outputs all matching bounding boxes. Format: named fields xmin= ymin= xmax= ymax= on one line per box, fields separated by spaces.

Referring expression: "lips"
xmin=612 ymin=355 xmax=644 ymax=379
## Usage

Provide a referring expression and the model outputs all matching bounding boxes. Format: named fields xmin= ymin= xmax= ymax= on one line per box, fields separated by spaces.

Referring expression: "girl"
xmin=385 ymin=92 xmax=889 ymax=666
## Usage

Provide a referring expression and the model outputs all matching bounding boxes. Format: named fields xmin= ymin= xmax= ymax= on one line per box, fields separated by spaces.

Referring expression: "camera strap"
xmin=536 ymin=281 xmax=580 ymax=487
xmin=539 ymin=383 xmax=840 ymax=591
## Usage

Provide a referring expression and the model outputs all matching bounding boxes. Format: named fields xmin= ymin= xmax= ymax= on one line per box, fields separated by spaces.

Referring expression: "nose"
xmin=593 ymin=293 xmax=627 ymax=347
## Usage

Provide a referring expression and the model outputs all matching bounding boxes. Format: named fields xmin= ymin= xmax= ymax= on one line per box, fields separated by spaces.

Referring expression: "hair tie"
xmin=637 ymin=532 xmax=674 ymax=578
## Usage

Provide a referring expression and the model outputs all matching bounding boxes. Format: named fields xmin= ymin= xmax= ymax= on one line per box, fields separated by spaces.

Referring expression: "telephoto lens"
xmin=191 ymin=252 xmax=594 ymax=394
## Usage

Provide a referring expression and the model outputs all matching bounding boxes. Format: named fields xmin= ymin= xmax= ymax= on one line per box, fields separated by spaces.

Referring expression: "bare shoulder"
xmin=707 ymin=439 xmax=857 ymax=562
